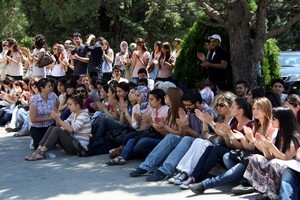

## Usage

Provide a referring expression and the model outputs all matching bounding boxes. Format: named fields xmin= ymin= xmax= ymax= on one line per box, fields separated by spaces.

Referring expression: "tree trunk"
xmin=227 ymin=1 xmax=258 ymax=89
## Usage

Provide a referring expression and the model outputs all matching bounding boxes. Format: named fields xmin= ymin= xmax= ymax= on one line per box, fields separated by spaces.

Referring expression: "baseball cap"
xmin=208 ymin=34 xmax=221 ymax=42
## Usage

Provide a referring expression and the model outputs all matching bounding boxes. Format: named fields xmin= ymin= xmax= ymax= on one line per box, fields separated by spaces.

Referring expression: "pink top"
xmin=132 ymin=51 xmax=150 ymax=78
xmin=157 ymin=55 xmax=175 ymax=78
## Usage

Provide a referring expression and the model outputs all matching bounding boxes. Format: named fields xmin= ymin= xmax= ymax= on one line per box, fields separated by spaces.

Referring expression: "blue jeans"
xmin=279 ymin=168 xmax=300 ymax=200
xmin=93 ymin=117 xmax=121 ymax=141
xmin=202 ymin=161 xmax=247 ymax=189
xmin=121 ymin=137 xmax=162 ymax=160
xmin=20 ymin=113 xmax=30 ymax=132
xmin=139 ymin=134 xmax=183 ymax=171
xmin=191 ymin=144 xmax=229 ymax=181
xmin=158 ymin=136 xmax=195 ymax=176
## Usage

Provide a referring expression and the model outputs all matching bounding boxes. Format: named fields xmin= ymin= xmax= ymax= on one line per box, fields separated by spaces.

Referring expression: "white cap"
xmin=208 ymin=34 xmax=221 ymax=42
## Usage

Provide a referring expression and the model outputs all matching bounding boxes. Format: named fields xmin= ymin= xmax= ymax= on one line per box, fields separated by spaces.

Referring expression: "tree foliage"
xmin=19 ymin=0 xmax=193 ymax=50
xmin=0 ymin=0 xmax=27 ymax=42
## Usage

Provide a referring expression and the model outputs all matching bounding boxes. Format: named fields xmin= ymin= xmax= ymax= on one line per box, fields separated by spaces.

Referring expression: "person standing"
xmin=4 ymin=38 xmax=23 ymax=80
xmin=0 ymin=41 xmax=9 ymax=80
xmin=130 ymin=38 xmax=150 ymax=84
xmin=68 ymin=32 xmax=89 ymax=77
xmin=84 ymin=34 xmax=103 ymax=79
xmin=198 ymin=34 xmax=230 ymax=89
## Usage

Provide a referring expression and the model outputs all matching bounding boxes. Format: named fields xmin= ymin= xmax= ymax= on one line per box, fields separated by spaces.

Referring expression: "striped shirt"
xmin=63 ymin=109 xmax=91 ymax=144
xmin=30 ymin=92 xmax=58 ymax=128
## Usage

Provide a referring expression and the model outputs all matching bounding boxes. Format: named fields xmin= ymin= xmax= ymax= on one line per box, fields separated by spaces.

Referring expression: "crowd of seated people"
xmin=1 ymin=33 xmax=300 ymax=200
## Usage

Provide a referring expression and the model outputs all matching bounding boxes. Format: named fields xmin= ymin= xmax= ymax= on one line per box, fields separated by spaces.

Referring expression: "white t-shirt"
xmin=102 ymin=48 xmax=114 ymax=73
xmin=51 ymin=63 xmax=66 ymax=77
xmin=6 ymin=51 xmax=23 ymax=76
xmin=32 ymin=48 xmax=46 ymax=77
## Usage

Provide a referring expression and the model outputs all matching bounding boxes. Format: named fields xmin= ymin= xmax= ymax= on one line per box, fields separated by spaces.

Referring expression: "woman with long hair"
xmin=106 ymin=87 xmax=179 ymax=165
xmin=22 ymin=34 xmax=49 ymax=78
xmin=244 ymin=107 xmax=300 ymax=200
xmin=284 ymin=94 xmax=300 ymax=125
xmin=130 ymin=38 xmax=150 ymax=84
xmin=189 ymin=97 xmax=277 ymax=195
xmin=25 ymin=95 xmax=91 ymax=161
xmin=147 ymin=41 xmax=162 ymax=80
xmin=4 ymin=38 xmax=23 ymax=80
xmin=156 ymin=42 xmax=175 ymax=82
xmin=101 ymin=39 xmax=114 ymax=81
xmin=49 ymin=44 xmax=68 ymax=80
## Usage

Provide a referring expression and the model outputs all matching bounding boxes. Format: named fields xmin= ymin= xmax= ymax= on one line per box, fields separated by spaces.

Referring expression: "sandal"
xmin=14 ymin=131 xmax=30 ymax=137
xmin=109 ymin=146 xmax=123 ymax=159
xmin=26 ymin=150 xmax=46 ymax=161
xmin=25 ymin=149 xmax=41 ymax=160
xmin=106 ymin=156 xmax=126 ymax=165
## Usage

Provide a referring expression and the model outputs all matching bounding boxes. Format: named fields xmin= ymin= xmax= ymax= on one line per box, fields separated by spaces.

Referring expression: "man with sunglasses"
xmin=199 ymin=34 xmax=230 ymax=90
xmin=75 ymin=84 xmax=95 ymax=114
xmin=130 ymin=90 xmax=216 ymax=181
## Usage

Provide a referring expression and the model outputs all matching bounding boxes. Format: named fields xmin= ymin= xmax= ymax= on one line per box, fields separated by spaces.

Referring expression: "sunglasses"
xmin=216 ymin=103 xmax=226 ymax=108
xmin=76 ymin=89 xmax=85 ymax=94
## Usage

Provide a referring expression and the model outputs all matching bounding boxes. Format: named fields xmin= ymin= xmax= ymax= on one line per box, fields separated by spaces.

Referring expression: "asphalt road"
xmin=0 ymin=127 xmax=259 ymax=200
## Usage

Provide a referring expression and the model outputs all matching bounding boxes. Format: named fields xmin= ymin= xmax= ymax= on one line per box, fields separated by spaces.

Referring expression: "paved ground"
xmin=0 ymin=127 xmax=260 ymax=200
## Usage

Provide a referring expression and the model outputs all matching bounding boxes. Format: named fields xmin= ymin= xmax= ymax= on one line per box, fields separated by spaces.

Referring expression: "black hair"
xmin=149 ymin=89 xmax=166 ymax=105
xmin=76 ymin=84 xmax=88 ymax=96
xmin=68 ymin=95 xmax=84 ymax=109
xmin=34 ymin=34 xmax=46 ymax=49
xmin=249 ymin=87 xmax=265 ymax=99
xmin=102 ymin=84 xmax=109 ymax=93
xmin=271 ymin=78 xmax=284 ymax=87
xmin=37 ymin=78 xmax=51 ymax=93
xmin=265 ymin=92 xmax=282 ymax=107
xmin=57 ymin=78 xmax=67 ymax=87
xmin=182 ymin=90 xmax=203 ymax=104
xmin=285 ymin=94 xmax=300 ymax=125
xmin=272 ymin=107 xmax=300 ymax=153
xmin=65 ymin=79 xmax=78 ymax=89
xmin=72 ymin=32 xmax=82 ymax=38
xmin=138 ymin=68 xmax=148 ymax=76
xmin=139 ymin=78 xmax=148 ymax=86
xmin=90 ymin=77 xmax=100 ymax=88
xmin=117 ymin=82 xmax=130 ymax=93
xmin=234 ymin=98 xmax=252 ymax=120
xmin=129 ymin=81 xmax=138 ymax=89
xmin=235 ymin=80 xmax=248 ymax=88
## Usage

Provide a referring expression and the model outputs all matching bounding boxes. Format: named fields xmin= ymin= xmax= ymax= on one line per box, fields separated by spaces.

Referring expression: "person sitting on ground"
xmin=25 ymin=95 xmax=91 ymax=161
xmin=106 ymin=87 xmax=181 ymax=165
xmin=129 ymin=90 xmax=215 ymax=181
xmin=243 ymin=107 xmax=300 ymax=200
xmin=28 ymin=78 xmax=58 ymax=149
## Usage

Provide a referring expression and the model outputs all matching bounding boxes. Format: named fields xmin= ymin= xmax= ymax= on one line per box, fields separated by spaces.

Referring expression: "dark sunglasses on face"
xmin=76 ymin=89 xmax=85 ymax=94
xmin=216 ymin=103 xmax=226 ymax=108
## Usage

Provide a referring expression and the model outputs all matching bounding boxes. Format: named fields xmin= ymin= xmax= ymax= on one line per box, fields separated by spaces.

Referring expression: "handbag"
xmin=134 ymin=127 xmax=162 ymax=141
xmin=106 ymin=125 xmax=134 ymax=145
xmin=37 ymin=51 xmax=54 ymax=68
xmin=229 ymin=149 xmax=261 ymax=165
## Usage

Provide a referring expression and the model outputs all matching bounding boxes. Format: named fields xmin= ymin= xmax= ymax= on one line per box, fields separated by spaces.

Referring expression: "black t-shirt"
xmin=207 ymin=46 xmax=230 ymax=84
xmin=71 ymin=45 xmax=88 ymax=75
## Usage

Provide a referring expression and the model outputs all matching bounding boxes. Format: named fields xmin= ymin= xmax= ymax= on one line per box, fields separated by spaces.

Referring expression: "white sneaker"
xmin=29 ymin=139 xmax=34 ymax=150
xmin=168 ymin=172 xmax=182 ymax=184
xmin=179 ymin=176 xmax=196 ymax=189
xmin=173 ymin=172 xmax=188 ymax=185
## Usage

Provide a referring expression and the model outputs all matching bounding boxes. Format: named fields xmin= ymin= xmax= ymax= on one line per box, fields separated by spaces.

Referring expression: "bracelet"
xmin=125 ymin=113 xmax=129 ymax=117
xmin=229 ymin=135 xmax=235 ymax=140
